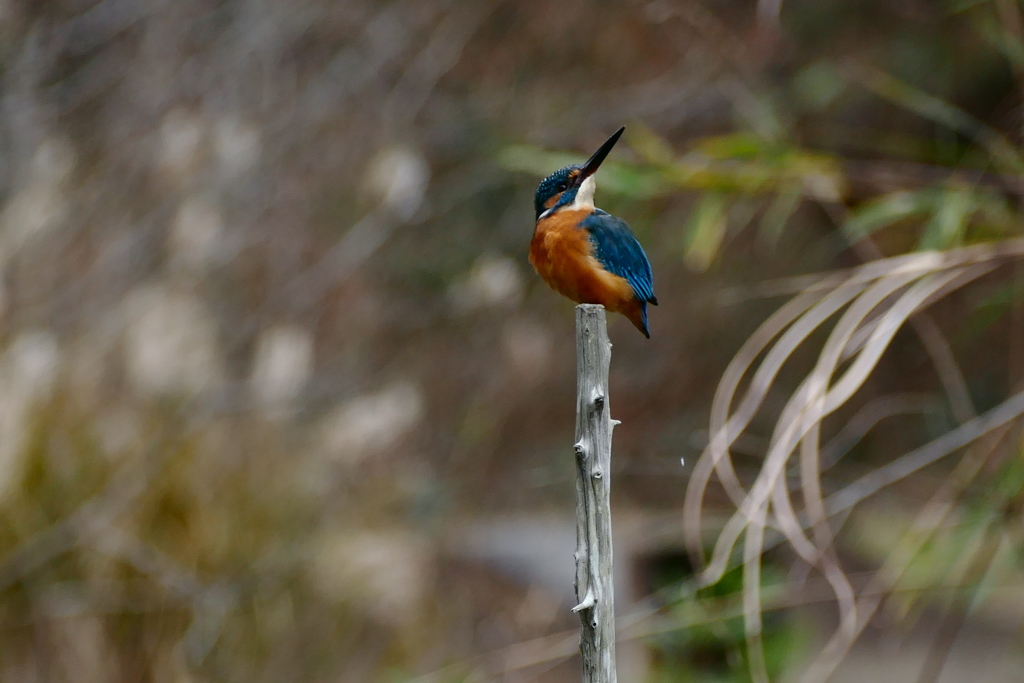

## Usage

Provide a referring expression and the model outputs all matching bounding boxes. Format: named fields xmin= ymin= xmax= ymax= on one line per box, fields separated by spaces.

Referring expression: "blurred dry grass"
xmin=0 ymin=0 xmax=1022 ymax=681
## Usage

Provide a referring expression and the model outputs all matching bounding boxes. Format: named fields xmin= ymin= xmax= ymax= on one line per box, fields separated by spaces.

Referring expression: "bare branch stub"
xmin=574 ymin=304 xmax=616 ymax=682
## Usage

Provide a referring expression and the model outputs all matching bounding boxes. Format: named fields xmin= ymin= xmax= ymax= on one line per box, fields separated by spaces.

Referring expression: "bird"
xmin=529 ymin=127 xmax=657 ymax=337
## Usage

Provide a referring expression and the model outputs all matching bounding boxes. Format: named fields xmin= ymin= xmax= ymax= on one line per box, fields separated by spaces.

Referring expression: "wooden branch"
xmin=573 ymin=304 xmax=617 ymax=682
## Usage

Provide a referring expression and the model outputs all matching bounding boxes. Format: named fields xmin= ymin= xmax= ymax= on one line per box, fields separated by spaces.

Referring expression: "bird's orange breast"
xmin=529 ymin=209 xmax=639 ymax=319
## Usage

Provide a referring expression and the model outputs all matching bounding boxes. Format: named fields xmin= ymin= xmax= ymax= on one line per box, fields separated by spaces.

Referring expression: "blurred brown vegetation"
xmin=1 ymin=0 xmax=1024 ymax=681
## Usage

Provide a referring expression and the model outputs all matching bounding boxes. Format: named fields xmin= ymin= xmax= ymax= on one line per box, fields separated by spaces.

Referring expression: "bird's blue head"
xmin=534 ymin=127 xmax=624 ymax=221
xmin=534 ymin=165 xmax=581 ymax=220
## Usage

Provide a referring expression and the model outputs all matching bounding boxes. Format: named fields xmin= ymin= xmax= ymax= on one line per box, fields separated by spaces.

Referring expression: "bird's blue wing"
xmin=581 ymin=212 xmax=657 ymax=304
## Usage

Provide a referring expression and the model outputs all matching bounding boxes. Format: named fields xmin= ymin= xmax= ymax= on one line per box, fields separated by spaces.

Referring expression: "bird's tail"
xmin=624 ymin=300 xmax=651 ymax=339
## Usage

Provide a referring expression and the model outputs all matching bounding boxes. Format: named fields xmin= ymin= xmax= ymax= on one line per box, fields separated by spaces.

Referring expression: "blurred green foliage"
xmin=641 ymin=562 xmax=809 ymax=683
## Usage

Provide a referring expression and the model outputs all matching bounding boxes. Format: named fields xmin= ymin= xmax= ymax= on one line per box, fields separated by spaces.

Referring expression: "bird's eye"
xmin=556 ymin=181 xmax=568 ymax=192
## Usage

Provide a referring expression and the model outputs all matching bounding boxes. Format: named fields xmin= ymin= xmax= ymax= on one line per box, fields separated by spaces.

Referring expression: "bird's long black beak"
xmin=575 ymin=126 xmax=624 ymax=186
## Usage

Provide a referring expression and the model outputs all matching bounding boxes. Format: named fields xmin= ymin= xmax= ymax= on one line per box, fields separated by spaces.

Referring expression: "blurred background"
xmin=1 ymin=0 xmax=1024 ymax=681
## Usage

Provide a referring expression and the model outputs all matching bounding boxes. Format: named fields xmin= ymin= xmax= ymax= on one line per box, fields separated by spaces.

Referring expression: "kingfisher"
xmin=529 ymin=127 xmax=657 ymax=337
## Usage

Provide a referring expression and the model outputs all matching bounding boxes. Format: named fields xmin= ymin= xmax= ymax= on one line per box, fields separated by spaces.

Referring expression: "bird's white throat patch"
xmin=569 ymin=175 xmax=597 ymax=211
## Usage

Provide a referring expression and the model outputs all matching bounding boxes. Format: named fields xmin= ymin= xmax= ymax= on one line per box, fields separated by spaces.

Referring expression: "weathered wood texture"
xmin=572 ymin=304 xmax=617 ymax=683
